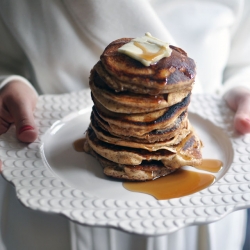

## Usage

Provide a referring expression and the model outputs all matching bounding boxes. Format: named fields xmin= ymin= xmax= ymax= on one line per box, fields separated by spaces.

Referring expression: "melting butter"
xmin=118 ymin=32 xmax=172 ymax=66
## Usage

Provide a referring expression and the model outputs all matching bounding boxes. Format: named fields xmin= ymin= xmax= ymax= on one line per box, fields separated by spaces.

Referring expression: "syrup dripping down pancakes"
xmin=84 ymin=36 xmax=202 ymax=181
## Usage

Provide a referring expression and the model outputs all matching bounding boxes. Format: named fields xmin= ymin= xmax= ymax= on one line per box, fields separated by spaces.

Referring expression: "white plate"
xmin=1 ymin=90 xmax=250 ymax=236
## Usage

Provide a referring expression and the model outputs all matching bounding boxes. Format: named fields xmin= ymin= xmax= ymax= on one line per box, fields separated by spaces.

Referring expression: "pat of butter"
xmin=118 ymin=32 xmax=172 ymax=66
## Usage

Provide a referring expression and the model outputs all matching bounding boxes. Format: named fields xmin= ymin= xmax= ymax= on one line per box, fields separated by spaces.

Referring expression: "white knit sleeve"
xmin=0 ymin=75 xmax=38 ymax=96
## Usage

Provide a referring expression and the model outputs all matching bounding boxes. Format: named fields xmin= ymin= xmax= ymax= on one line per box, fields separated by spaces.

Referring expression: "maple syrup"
xmin=195 ymin=159 xmax=223 ymax=173
xmin=134 ymin=41 xmax=166 ymax=61
xmin=73 ymin=139 xmax=222 ymax=200
xmin=73 ymin=138 xmax=86 ymax=152
xmin=123 ymin=169 xmax=215 ymax=200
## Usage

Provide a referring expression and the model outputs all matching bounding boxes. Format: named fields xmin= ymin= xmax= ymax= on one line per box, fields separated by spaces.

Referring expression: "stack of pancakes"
xmin=84 ymin=38 xmax=202 ymax=181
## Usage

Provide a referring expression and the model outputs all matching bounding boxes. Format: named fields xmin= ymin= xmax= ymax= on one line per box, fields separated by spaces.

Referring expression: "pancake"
xmin=91 ymin=115 xmax=191 ymax=152
xmin=86 ymin=126 xmax=202 ymax=170
xmin=103 ymin=161 xmax=176 ymax=181
xmin=92 ymin=93 xmax=190 ymax=137
xmin=95 ymin=60 xmax=193 ymax=95
xmin=91 ymin=106 xmax=189 ymax=142
xmin=97 ymin=38 xmax=196 ymax=95
xmin=90 ymin=69 xmax=190 ymax=113
xmin=83 ymin=142 xmax=175 ymax=181
xmin=93 ymin=152 xmax=176 ymax=181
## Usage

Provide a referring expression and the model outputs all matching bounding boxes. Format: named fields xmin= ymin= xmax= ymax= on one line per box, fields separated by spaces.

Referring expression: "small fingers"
xmin=0 ymin=107 xmax=37 ymax=142
xmin=12 ymin=104 xmax=38 ymax=143
xmin=0 ymin=117 xmax=11 ymax=134
xmin=17 ymin=123 xmax=38 ymax=143
xmin=0 ymin=80 xmax=38 ymax=142
xmin=0 ymin=104 xmax=13 ymax=135
xmin=224 ymin=87 xmax=250 ymax=134
xmin=5 ymin=94 xmax=38 ymax=143
xmin=234 ymin=95 xmax=250 ymax=134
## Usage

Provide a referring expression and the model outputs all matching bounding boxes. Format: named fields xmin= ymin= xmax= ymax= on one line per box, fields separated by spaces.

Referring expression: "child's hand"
xmin=0 ymin=80 xmax=38 ymax=143
xmin=224 ymin=86 xmax=250 ymax=134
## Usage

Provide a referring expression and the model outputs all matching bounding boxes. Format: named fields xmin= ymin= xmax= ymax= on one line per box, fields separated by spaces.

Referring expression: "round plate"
xmin=1 ymin=90 xmax=250 ymax=236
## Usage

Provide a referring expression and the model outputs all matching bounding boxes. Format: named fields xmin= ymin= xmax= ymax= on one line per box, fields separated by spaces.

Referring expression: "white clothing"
xmin=0 ymin=0 xmax=249 ymax=249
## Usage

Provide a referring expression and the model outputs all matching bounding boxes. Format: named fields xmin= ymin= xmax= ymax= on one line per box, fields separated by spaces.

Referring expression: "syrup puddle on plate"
xmin=195 ymin=159 xmax=222 ymax=173
xmin=73 ymin=138 xmax=223 ymax=200
xmin=73 ymin=138 xmax=86 ymax=152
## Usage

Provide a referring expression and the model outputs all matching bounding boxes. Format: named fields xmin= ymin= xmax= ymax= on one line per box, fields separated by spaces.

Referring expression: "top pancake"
xmin=99 ymin=38 xmax=196 ymax=94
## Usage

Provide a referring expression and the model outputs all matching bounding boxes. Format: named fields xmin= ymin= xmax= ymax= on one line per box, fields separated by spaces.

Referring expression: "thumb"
xmin=224 ymin=87 xmax=250 ymax=134
xmin=8 ymin=99 xmax=38 ymax=143
xmin=234 ymin=95 xmax=250 ymax=134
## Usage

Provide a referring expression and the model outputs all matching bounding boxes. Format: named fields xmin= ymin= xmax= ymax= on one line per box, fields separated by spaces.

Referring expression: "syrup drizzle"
xmin=134 ymin=41 xmax=166 ymax=61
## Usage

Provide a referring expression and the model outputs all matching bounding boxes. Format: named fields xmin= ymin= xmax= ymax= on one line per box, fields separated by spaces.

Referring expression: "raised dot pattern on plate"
xmin=0 ymin=90 xmax=250 ymax=236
